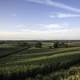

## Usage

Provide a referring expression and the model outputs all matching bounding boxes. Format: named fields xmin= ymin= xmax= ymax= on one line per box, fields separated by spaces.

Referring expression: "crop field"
xmin=0 ymin=40 xmax=80 ymax=80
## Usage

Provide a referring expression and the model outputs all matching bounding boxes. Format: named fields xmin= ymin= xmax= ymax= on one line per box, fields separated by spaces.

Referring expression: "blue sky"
xmin=0 ymin=0 xmax=80 ymax=40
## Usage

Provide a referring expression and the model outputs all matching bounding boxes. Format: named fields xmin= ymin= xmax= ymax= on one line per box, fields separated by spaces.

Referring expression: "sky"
xmin=0 ymin=0 xmax=80 ymax=40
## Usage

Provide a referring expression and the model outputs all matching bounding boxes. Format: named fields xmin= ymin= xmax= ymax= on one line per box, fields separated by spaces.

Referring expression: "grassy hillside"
xmin=0 ymin=42 xmax=80 ymax=80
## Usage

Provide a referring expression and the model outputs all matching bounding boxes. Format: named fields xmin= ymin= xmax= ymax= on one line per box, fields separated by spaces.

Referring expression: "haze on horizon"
xmin=0 ymin=0 xmax=80 ymax=40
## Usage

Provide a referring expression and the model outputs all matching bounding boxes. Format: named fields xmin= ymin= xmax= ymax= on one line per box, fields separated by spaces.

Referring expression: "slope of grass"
xmin=0 ymin=47 xmax=80 ymax=64
xmin=0 ymin=47 xmax=80 ymax=80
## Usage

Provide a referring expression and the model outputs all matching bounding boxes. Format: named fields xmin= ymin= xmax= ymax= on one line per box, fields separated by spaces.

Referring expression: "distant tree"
xmin=18 ymin=42 xmax=31 ymax=48
xmin=54 ymin=41 xmax=66 ymax=48
xmin=59 ymin=42 xmax=68 ymax=48
xmin=54 ymin=41 xmax=59 ymax=48
xmin=0 ymin=41 xmax=4 ymax=44
xmin=35 ymin=42 xmax=42 ymax=48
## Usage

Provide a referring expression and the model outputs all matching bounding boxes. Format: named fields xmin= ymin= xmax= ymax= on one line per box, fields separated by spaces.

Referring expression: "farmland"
xmin=0 ymin=40 xmax=80 ymax=80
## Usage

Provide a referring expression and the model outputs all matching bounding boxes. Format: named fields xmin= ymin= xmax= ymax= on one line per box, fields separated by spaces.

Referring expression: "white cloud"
xmin=18 ymin=23 xmax=67 ymax=32
xmin=50 ymin=13 xmax=80 ymax=18
xmin=1 ymin=23 xmax=80 ymax=40
xmin=0 ymin=28 xmax=80 ymax=40
xmin=27 ymin=0 xmax=80 ymax=13
xmin=45 ymin=24 xmax=65 ymax=29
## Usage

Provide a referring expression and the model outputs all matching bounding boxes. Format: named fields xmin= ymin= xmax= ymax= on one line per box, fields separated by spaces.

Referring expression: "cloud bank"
xmin=0 ymin=27 xmax=80 ymax=40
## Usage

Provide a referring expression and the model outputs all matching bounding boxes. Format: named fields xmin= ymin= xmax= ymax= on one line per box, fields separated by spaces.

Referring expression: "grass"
xmin=0 ymin=47 xmax=80 ymax=64
xmin=47 ymin=65 xmax=80 ymax=80
xmin=0 ymin=45 xmax=80 ymax=80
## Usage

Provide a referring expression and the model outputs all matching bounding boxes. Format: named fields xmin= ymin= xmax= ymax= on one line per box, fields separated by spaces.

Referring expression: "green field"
xmin=0 ymin=41 xmax=80 ymax=80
